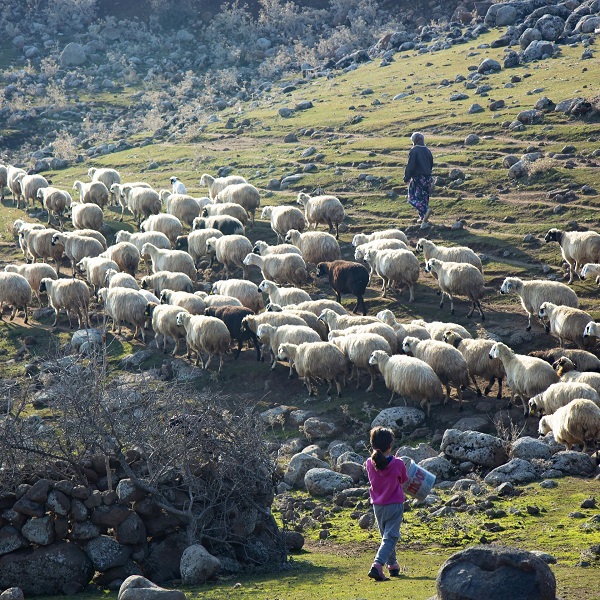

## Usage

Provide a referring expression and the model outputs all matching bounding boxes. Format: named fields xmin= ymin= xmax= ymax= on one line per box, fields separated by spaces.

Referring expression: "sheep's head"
xmin=205 ymin=238 xmax=217 ymax=255
xmin=351 ymin=234 xmax=367 ymax=248
xmin=140 ymin=243 xmax=151 ymax=258
xmin=257 ymin=280 xmax=270 ymax=293
xmin=488 ymin=343 xmax=500 ymax=360
xmin=260 ymin=206 xmax=273 ymax=219
xmin=296 ymin=193 xmax=309 ymax=206
xmin=253 ymin=241 xmax=267 ymax=255
xmin=544 ymin=228 xmax=561 ymax=244
xmin=285 ymin=229 xmax=300 ymax=244
xmin=175 ymin=312 xmax=187 ymax=327
xmin=159 ymin=290 xmax=170 ymax=305
xmin=4 ymin=265 xmax=18 ymax=273
xmin=538 ymin=302 xmax=550 ymax=320
xmin=144 ymin=302 xmax=157 ymax=317
xmin=76 ymin=258 xmax=87 ymax=273
xmin=201 ymin=207 xmax=210 ymax=218
xmin=194 ymin=218 xmax=206 ymax=230
xmin=50 ymin=233 xmax=61 ymax=246
xmin=538 ymin=416 xmax=552 ymax=436
xmin=552 ymin=356 xmax=576 ymax=375
xmin=583 ymin=321 xmax=596 ymax=338
xmin=199 ymin=174 xmax=211 ymax=186
xmin=528 ymin=396 xmax=541 ymax=416
xmin=211 ymin=282 xmax=219 ymax=295
xmin=39 ymin=278 xmax=50 ymax=294
xmin=242 ymin=253 xmax=256 ymax=266
xmin=443 ymin=330 xmax=461 ymax=347
xmin=415 ymin=238 xmax=427 ymax=253
xmin=318 ymin=309 xmax=335 ymax=326
xmin=266 ymin=303 xmax=281 ymax=312
xmin=376 ymin=309 xmax=395 ymax=325
xmin=256 ymin=324 xmax=271 ymax=342
xmin=424 ymin=258 xmax=440 ymax=274
xmin=36 ymin=188 xmax=44 ymax=200
xmin=315 ymin=262 xmax=329 ymax=277
xmin=174 ymin=236 xmax=187 ymax=251
xmin=104 ymin=269 xmax=118 ymax=285
xmin=402 ymin=337 xmax=418 ymax=356
xmin=499 ymin=278 xmax=515 ymax=294
xmin=277 ymin=343 xmax=295 ymax=360
xmin=141 ymin=277 xmax=150 ymax=290
xmin=170 ymin=177 xmax=178 ymax=184
xmin=368 ymin=350 xmax=386 ymax=366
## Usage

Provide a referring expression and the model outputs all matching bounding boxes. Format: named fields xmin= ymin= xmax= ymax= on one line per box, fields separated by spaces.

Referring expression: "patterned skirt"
xmin=408 ymin=175 xmax=432 ymax=219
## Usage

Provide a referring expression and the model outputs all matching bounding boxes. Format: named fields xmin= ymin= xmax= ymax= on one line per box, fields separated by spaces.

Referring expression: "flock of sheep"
xmin=1 ymin=162 xmax=600 ymax=457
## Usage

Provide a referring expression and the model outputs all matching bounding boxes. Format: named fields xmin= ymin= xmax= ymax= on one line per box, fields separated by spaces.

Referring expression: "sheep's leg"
xmin=456 ymin=385 xmax=463 ymax=411
xmin=439 ymin=292 xmax=444 ymax=309
xmin=467 ymin=302 xmax=475 ymax=318
xmin=252 ymin=335 xmax=261 ymax=361
xmin=444 ymin=384 xmax=451 ymax=405
xmin=71 ymin=260 xmax=76 ymax=278
xmin=472 ymin=374 xmax=483 ymax=397
xmin=477 ymin=301 xmax=485 ymax=320
xmin=304 ymin=376 xmax=313 ymax=396
xmin=522 ymin=396 xmax=529 ymax=417
xmin=234 ymin=339 xmax=244 ymax=360
xmin=50 ymin=308 xmax=58 ymax=327
xmin=367 ymin=367 xmax=377 ymax=392
xmin=335 ymin=222 xmax=339 ymax=240
xmin=325 ymin=379 xmax=333 ymax=397
xmin=218 ymin=353 xmax=224 ymax=373
xmin=335 ymin=376 xmax=342 ymax=397
xmin=526 ymin=312 xmax=532 ymax=331
xmin=407 ymin=284 xmax=415 ymax=303
xmin=450 ymin=295 xmax=455 ymax=315
xmin=496 ymin=378 xmax=503 ymax=399
xmin=66 ymin=309 xmax=74 ymax=330
xmin=354 ymin=366 xmax=361 ymax=389
xmin=335 ymin=289 xmax=342 ymax=304
xmin=9 ymin=306 xmax=17 ymax=321
xmin=567 ymin=260 xmax=576 ymax=284
xmin=388 ymin=391 xmax=395 ymax=405
xmin=204 ymin=353 xmax=213 ymax=370
xmin=381 ymin=276 xmax=388 ymax=298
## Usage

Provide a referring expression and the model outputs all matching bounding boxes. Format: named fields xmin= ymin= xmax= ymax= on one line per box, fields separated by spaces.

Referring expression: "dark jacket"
xmin=404 ymin=144 xmax=434 ymax=182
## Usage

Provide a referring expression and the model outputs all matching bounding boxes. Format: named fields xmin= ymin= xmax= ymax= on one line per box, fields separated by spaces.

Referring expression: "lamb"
xmin=212 ymin=280 xmax=263 ymax=313
xmin=163 ymin=193 xmax=202 ymax=227
xmin=101 ymin=242 xmax=140 ymax=276
xmin=376 ymin=310 xmax=431 ymax=345
xmin=101 ymin=287 xmax=150 ymax=342
xmin=7 ymin=166 xmax=26 ymax=208
xmin=318 ymin=308 xmax=378 ymax=332
xmin=204 ymin=305 xmax=260 ymax=361
xmin=529 ymin=349 xmax=600 ymax=373
xmin=538 ymin=399 xmax=600 ymax=452
xmin=328 ymin=322 xmax=399 ymax=354
xmin=584 ymin=321 xmax=600 ymax=347
xmin=0 ymin=272 xmax=32 ymax=324
xmin=489 ymin=342 xmax=560 ymax=415
xmin=123 ymin=187 xmax=161 ymax=227
xmin=416 ymin=238 xmax=483 ymax=272
xmin=20 ymin=228 xmax=64 ymax=273
xmin=206 ymin=236 xmax=253 ymax=279
xmin=257 ymin=323 xmax=321 ymax=373
xmin=500 ymin=277 xmax=579 ymax=331
xmin=443 ymin=331 xmax=505 ymax=399
xmin=352 ymin=229 xmax=409 ymax=247
xmin=538 ymin=302 xmax=594 ymax=349
xmin=296 ymin=192 xmax=345 ymax=239
xmin=170 ymin=176 xmax=186 ymax=195
xmin=545 ymin=228 xmax=600 ymax=284
xmin=261 ymin=206 xmax=306 ymax=243
xmin=368 ymin=351 xmax=443 ymax=416
xmin=110 ymin=182 xmax=151 ymax=220
xmin=4 ymin=263 xmax=57 ymax=306
xmin=105 ymin=269 xmax=138 ymax=290
xmin=363 ymin=248 xmax=420 ymax=300
xmin=18 ymin=174 xmax=49 ymax=210
xmin=284 ymin=229 xmax=340 ymax=264
xmin=176 ymin=312 xmax=231 ymax=371
xmin=402 ymin=336 xmax=470 ymax=409
xmin=354 ymin=239 xmax=409 ymax=283
xmin=278 ymin=342 xmax=347 ymax=397
xmin=71 ymin=202 xmax=104 ymax=231
xmin=140 ymin=243 xmax=197 ymax=281
xmin=553 ymin=357 xmax=600 ymax=394
xmin=37 ymin=187 xmax=71 ymax=225
xmin=76 ymin=256 xmax=119 ymax=297
xmin=292 ymin=299 xmax=347 ymax=316
xmin=75 ymin=229 xmax=107 ymax=250
xmin=241 ymin=312 xmax=307 ymax=337
xmin=160 ymin=290 xmax=206 ymax=315
xmin=252 ymin=240 xmax=303 ymax=257
xmin=528 ymin=381 xmax=599 ymax=416
xmin=175 ymin=229 xmax=223 ymax=266
xmin=51 ymin=232 xmax=104 ymax=277
xmin=243 ymin=252 xmax=308 ymax=286
xmin=425 ymin=258 xmax=487 ymax=319
xmin=214 ymin=183 xmax=260 ymax=228
xmin=580 ymin=263 xmax=600 ymax=282
xmin=195 ymin=292 xmax=242 ymax=308
xmin=141 ymin=214 xmax=183 ymax=245
xmin=73 ymin=180 xmax=109 ymax=209
xmin=266 ymin=307 xmax=328 ymax=340
xmin=39 ymin=277 xmax=90 ymax=329
xmin=316 ymin=260 xmax=370 ymax=315
xmin=202 ymin=202 xmax=249 ymax=226
xmin=192 ymin=215 xmax=245 ymax=236
xmin=14 ymin=221 xmax=44 ymax=261
xmin=141 ymin=271 xmax=194 ymax=295
xmin=200 ymin=173 xmax=246 ymax=200
xmin=330 ymin=333 xmax=392 ymax=392
xmin=410 ymin=319 xmax=472 ymax=341
xmin=145 ymin=303 xmax=188 ymax=355
xmin=88 ymin=167 xmax=120 ymax=205
xmin=116 ymin=230 xmax=171 ymax=272
xmin=257 ymin=279 xmax=310 ymax=307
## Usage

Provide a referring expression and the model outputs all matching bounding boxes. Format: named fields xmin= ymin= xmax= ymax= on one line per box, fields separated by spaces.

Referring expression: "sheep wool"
xmin=296 ymin=192 xmax=345 ymax=239
xmin=352 ymin=229 xmax=409 ymax=247
xmin=257 ymin=280 xmax=311 ymax=307
xmin=538 ymin=302 xmax=593 ymax=349
xmin=243 ymin=252 xmax=308 ymax=286
xmin=316 ymin=260 xmax=370 ymax=315
xmin=212 ymin=279 xmax=263 ymax=313
xmin=39 ymin=277 xmax=90 ymax=329
xmin=261 ymin=206 xmax=306 ymax=243
xmin=0 ymin=272 xmax=32 ymax=324
xmin=528 ymin=381 xmax=599 ymax=416
xmin=416 ymin=238 xmax=483 ymax=272
xmin=539 ymin=398 xmax=600 ymax=451
xmin=176 ymin=312 xmax=231 ymax=371
xmin=545 ymin=228 xmax=600 ymax=284
xmin=285 ymin=229 xmax=340 ymax=264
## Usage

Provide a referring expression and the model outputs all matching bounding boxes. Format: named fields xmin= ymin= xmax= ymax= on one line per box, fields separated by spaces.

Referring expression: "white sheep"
xmin=140 ymin=243 xmax=197 ymax=281
xmin=425 ymin=258 xmax=487 ymax=320
xmin=584 ymin=321 xmax=600 ymax=347
xmin=88 ymin=167 xmax=121 ymax=205
xmin=545 ymin=228 xmax=600 ymax=284
xmin=554 ymin=357 xmax=600 ymax=395
xmin=39 ymin=277 xmax=90 ymax=329
xmin=580 ymin=263 xmax=600 ymax=282
xmin=116 ymin=230 xmax=171 ymax=273
xmin=101 ymin=242 xmax=140 ymax=277
xmin=0 ymin=272 xmax=32 ymax=324
xmin=243 ymin=252 xmax=308 ymax=286
xmin=202 ymin=202 xmax=249 ymax=226
xmin=296 ymin=192 xmax=345 ymax=239
xmin=410 ymin=319 xmax=472 ymax=341
xmin=214 ymin=183 xmax=260 ymax=228
xmin=18 ymin=173 xmax=49 ymax=210
xmin=257 ymin=323 xmax=321 ymax=372
xmin=7 ymin=166 xmax=26 ymax=208
xmin=146 ymin=303 xmax=188 ymax=355
xmin=75 ymin=229 xmax=107 ymax=250
xmin=52 ymin=232 xmax=104 ymax=277
xmin=141 ymin=271 xmax=194 ymax=295
xmin=261 ymin=206 xmax=306 ymax=243
xmin=192 ymin=215 xmax=245 ymax=236
xmin=538 ymin=302 xmax=593 ymax=349
xmin=176 ymin=312 xmax=231 ymax=371
xmin=14 ymin=221 xmax=44 ymax=261
xmin=352 ymin=229 xmax=409 ymax=247
xmin=376 ymin=309 xmax=430 ymax=345
xmin=539 ymin=399 xmax=600 ymax=452
xmin=402 ymin=336 xmax=470 ymax=409
xmin=37 ymin=187 xmax=71 ymax=225
xmin=364 ymin=248 xmax=420 ymax=300
xmin=500 ymin=277 xmax=579 ymax=331
xmin=257 ymin=279 xmax=311 ymax=307
xmin=330 ymin=333 xmax=392 ymax=392
xmin=200 ymin=173 xmax=247 ymax=199
xmin=443 ymin=331 xmax=505 ymax=399
xmin=4 ymin=263 xmax=57 ymax=306
xmin=354 ymin=239 xmax=409 ymax=283
xmin=328 ymin=322 xmax=399 ymax=354
xmin=162 ymin=193 xmax=202 ymax=227
xmin=268 ymin=307 xmax=328 ymax=340
xmin=73 ymin=180 xmax=109 ymax=209
xmin=20 ymin=228 xmax=64 ymax=274
xmin=252 ymin=240 xmax=303 ymax=257
xmin=77 ymin=256 xmax=119 ymax=296
xmin=175 ymin=229 xmax=223 ymax=266
xmin=195 ymin=292 xmax=243 ymax=308
xmin=318 ymin=308 xmax=378 ymax=332
xmin=284 ymin=229 xmax=340 ymax=264
xmin=528 ymin=381 xmax=599 ymax=416
xmin=278 ymin=341 xmax=347 ymax=397
xmin=141 ymin=214 xmax=183 ymax=244
xmin=111 ymin=182 xmax=151 ymax=219
xmin=105 ymin=269 xmax=138 ymax=290
xmin=292 ymin=299 xmax=347 ymax=316
xmin=101 ymin=287 xmax=149 ymax=342
xmin=123 ymin=187 xmax=162 ymax=227
xmin=241 ymin=311 xmax=308 ymax=336
xmin=160 ymin=290 xmax=206 ymax=315
xmin=71 ymin=202 xmax=104 ymax=232
xmin=170 ymin=177 xmax=187 ymax=195
xmin=489 ymin=342 xmax=560 ymax=415
xmin=212 ymin=279 xmax=263 ymax=313
xmin=0 ymin=164 xmax=7 ymax=202
xmin=416 ymin=238 xmax=483 ymax=272
xmin=206 ymin=236 xmax=253 ymax=279
xmin=368 ymin=351 xmax=443 ymax=416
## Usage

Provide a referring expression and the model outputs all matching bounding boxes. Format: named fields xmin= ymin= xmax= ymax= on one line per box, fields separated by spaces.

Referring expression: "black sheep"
xmin=194 ymin=216 xmax=244 ymax=236
xmin=316 ymin=260 xmax=369 ymax=315
xmin=204 ymin=305 xmax=261 ymax=360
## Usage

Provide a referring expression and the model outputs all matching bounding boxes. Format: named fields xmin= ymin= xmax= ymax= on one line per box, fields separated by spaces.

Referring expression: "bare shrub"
xmin=52 ymin=132 xmax=80 ymax=160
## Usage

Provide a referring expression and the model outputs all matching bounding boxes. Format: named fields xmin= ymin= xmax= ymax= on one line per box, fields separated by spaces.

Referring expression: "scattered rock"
xmin=484 ymin=458 xmax=538 ymax=486
xmin=180 ymin=545 xmax=221 ymax=585
xmin=304 ymin=468 xmax=353 ymax=496
xmin=284 ymin=453 xmax=329 ymax=488
xmin=371 ymin=407 xmax=425 ymax=433
xmin=117 ymin=576 xmax=185 ymax=600
xmin=465 ymin=133 xmax=480 ymax=145
xmin=441 ymin=429 xmax=508 ymax=467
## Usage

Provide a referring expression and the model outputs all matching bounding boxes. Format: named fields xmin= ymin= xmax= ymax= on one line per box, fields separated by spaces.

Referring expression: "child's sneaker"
xmin=387 ymin=562 xmax=400 ymax=577
xmin=368 ymin=562 xmax=390 ymax=582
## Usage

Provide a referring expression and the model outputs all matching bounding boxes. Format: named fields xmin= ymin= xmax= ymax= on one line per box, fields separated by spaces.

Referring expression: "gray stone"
xmin=60 ymin=43 xmax=87 ymax=66
xmin=524 ymin=40 xmax=554 ymax=61
xmin=510 ymin=436 xmax=552 ymax=460
xmin=328 ymin=442 xmax=354 ymax=464
xmin=284 ymin=452 xmax=329 ymax=488
xmin=295 ymin=100 xmax=313 ymax=110
xmin=436 ymin=545 xmax=556 ymax=600
xmin=536 ymin=15 xmax=565 ymax=42
xmin=21 ymin=516 xmax=55 ymax=546
xmin=419 ymin=456 xmax=456 ymax=480
xmin=0 ymin=526 xmax=29 ymax=556
xmin=517 ymin=109 xmax=544 ymax=124
xmin=535 ymin=96 xmax=555 ymax=111
xmin=441 ymin=429 xmax=508 ymax=467
xmin=450 ymin=93 xmax=469 ymax=101
xmin=502 ymin=155 xmax=519 ymax=168
xmin=520 ymin=28 xmax=542 ymax=50
xmin=302 ymin=417 xmax=337 ymax=439
xmin=396 ymin=443 xmax=438 ymax=463
xmin=468 ymin=103 xmax=485 ymax=114
xmin=304 ymin=468 xmax=353 ymax=496
xmin=71 ymin=328 xmax=103 ymax=350
xmin=540 ymin=479 xmax=558 ymax=489
xmin=503 ymin=51 xmax=520 ymax=68
xmin=70 ymin=521 xmax=100 ymax=541
xmin=84 ymin=535 xmax=131 ymax=571
xmin=46 ymin=490 xmax=70 ymax=516
xmin=478 ymin=58 xmax=501 ymax=73
xmin=284 ymin=531 xmax=304 ymax=551
xmin=453 ymin=479 xmax=477 ymax=491
xmin=278 ymin=107 xmax=293 ymax=118
xmin=371 ymin=407 xmax=425 ymax=433
xmin=465 ymin=133 xmax=480 ymax=145
xmin=339 ymin=461 xmax=366 ymax=483
xmin=117 ymin=576 xmax=185 ymax=600
xmin=495 ymin=5 xmax=518 ymax=26
xmin=551 ymin=450 xmax=595 ymax=475
xmin=116 ymin=513 xmax=147 ymax=545
xmin=142 ymin=533 xmax=188 ymax=583
xmin=335 ymin=451 xmax=364 ymax=468
xmin=452 ymin=416 xmax=492 ymax=433
xmin=509 ymin=160 xmax=528 ymax=179
xmin=0 ymin=588 xmax=24 ymax=600
xmin=530 ymin=550 xmax=557 ymax=564
xmin=116 ymin=479 xmax=146 ymax=504
xmin=180 ymin=545 xmax=221 ymax=584
xmin=484 ymin=458 xmax=538 ymax=486
xmin=575 ymin=15 xmax=600 ymax=34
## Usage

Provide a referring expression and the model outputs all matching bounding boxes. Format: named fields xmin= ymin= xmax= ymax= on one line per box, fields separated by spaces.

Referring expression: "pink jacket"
xmin=365 ymin=456 xmax=409 ymax=505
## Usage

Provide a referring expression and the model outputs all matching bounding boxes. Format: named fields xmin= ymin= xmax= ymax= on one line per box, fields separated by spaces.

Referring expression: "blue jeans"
xmin=373 ymin=503 xmax=404 ymax=566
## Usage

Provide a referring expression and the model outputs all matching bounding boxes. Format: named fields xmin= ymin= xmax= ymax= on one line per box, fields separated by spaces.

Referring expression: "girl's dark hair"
xmin=370 ymin=426 xmax=394 ymax=470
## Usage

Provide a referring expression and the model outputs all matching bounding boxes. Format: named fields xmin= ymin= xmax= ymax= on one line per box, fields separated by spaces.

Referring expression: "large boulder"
xmin=510 ymin=436 xmax=552 ymax=460
xmin=396 ymin=443 xmax=438 ymax=463
xmin=21 ymin=516 xmax=55 ymax=546
xmin=418 ymin=456 xmax=456 ymax=481
xmin=575 ymin=15 xmax=600 ymax=34
xmin=0 ymin=541 xmax=94 ymax=596
xmin=478 ymin=58 xmax=501 ymax=74
xmin=371 ymin=407 xmax=425 ymax=433
xmin=524 ymin=40 xmax=554 ymax=61
xmin=304 ymin=468 xmax=353 ymax=496
xmin=117 ymin=576 xmax=185 ymax=600
xmin=0 ymin=526 xmax=29 ymax=556
xmin=519 ymin=27 xmax=542 ymax=50
xmin=436 ymin=545 xmax=556 ymax=600
xmin=441 ymin=429 xmax=508 ymax=467
xmin=535 ymin=15 xmax=565 ymax=41
xmin=495 ymin=4 xmax=518 ymax=26
xmin=180 ymin=545 xmax=221 ymax=585
xmin=302 ymin=417 xmax=337 ymax=439
xmin=551 ymin=450 xmax=595 ymax=475
xmin=85 ymin=535 xmax=131 ymax=571
xmin=116 ymin=513 xmax=147 ymax=545
xmin=284 ymin=452 xmax=329 ymax=488
xmin=484 ymin=458 xmax=538 ymax=486
xmin=60 ymin=42 xmax=87 ymax=66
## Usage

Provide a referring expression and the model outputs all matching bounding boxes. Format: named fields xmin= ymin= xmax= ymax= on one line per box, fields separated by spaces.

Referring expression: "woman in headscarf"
xmin=404 ymin=132 xmax=434 ymax=225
